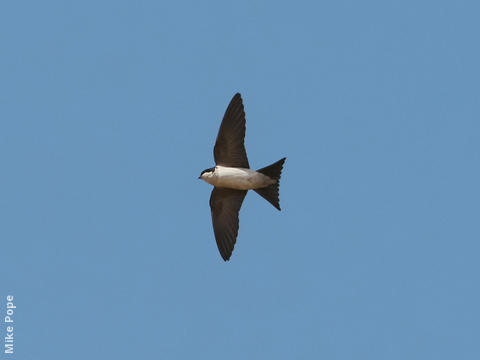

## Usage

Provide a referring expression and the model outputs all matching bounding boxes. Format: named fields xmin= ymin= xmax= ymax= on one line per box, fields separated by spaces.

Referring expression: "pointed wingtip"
xmin=221 ymin=253 xmax=231 ymax=261
xmin=274 ymin=201 xmax=281 ymax=211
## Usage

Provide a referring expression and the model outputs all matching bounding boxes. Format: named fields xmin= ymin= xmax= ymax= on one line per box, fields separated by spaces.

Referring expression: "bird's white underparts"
xmin=199 ymin=166 xmax=276 ymax=190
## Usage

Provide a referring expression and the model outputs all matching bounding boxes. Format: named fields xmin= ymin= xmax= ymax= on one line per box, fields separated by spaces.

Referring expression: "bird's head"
xmin=198 ymin=167 xmax=215 ymax=180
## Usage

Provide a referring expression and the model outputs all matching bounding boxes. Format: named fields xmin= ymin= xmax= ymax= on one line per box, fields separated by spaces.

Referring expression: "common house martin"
xmin=199 ymin=93 xmax=286 ymax=261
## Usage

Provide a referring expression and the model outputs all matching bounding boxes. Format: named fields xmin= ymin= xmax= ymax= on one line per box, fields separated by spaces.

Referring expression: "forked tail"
xmin=254 ymin=157 xmax=286 ymax=211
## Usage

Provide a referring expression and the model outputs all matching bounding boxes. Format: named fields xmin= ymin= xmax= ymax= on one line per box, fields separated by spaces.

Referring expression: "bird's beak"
xmin=198 ymin=176 xmax=201 ymax=179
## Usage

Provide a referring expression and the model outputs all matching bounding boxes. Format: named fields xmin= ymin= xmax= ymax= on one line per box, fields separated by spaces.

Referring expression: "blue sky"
xmin=1 ymin=1 xmax=479 ymax=359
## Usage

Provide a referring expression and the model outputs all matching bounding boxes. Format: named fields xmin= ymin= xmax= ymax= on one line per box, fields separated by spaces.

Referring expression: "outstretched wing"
xmin=210 ymin=187 xmax=248 ymax=261
xmin=213 ymin=93 xmax=250 ymax=168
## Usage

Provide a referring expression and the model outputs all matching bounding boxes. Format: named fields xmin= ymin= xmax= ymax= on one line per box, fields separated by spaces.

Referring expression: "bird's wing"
xmin=210 ymin=187 xmax=248 ymax=261
xmin=213 ymin=93 xmax=250 ymax=168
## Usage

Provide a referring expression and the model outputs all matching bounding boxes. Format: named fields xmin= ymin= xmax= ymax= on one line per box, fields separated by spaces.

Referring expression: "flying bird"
xmin=199 ymin=93 xmax=286 ymax=261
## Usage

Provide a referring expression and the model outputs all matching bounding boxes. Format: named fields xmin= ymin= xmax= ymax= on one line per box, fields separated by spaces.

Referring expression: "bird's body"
xmin=199 ymin=93 xmax=285 ymax=261
xmin=201 ymin=166 xmax=276 ymax=190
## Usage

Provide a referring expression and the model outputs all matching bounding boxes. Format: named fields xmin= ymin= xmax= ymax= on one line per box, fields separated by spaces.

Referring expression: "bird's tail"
xmin=254 ymin=157 xmax=286 ymax=211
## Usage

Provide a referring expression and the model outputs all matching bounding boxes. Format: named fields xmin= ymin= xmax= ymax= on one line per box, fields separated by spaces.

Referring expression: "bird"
xmin=199 ymin=93 xmax=286 ymax=261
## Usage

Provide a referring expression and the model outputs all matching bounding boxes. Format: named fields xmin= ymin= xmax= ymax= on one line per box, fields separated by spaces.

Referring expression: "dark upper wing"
xmin=210 ymin=187 xmax=248 ymax=261
xmin=213 ymin=93 xmax=250 ymax=168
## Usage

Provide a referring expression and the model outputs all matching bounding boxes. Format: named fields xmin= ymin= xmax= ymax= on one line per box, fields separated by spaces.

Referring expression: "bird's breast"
xmin=208 ymin=166 xmax=275 ymax=190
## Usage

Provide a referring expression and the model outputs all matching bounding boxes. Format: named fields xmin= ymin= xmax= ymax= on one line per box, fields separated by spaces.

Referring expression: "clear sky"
xmin=2 ymin=1 xmax=479 ymax=359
